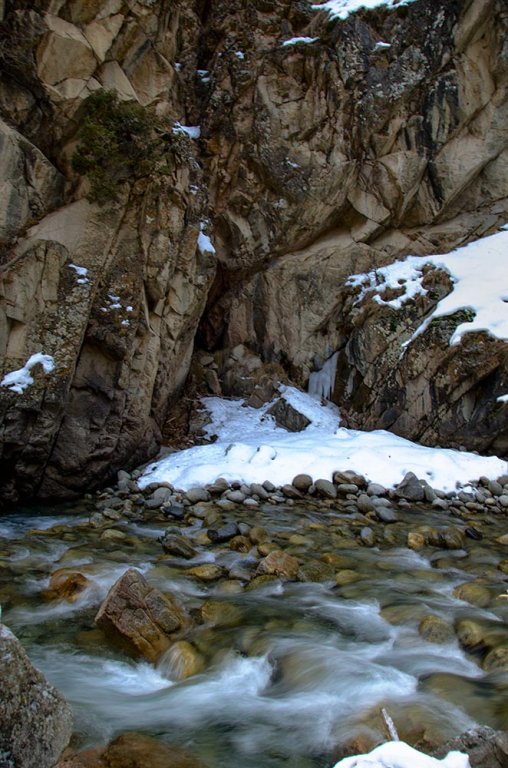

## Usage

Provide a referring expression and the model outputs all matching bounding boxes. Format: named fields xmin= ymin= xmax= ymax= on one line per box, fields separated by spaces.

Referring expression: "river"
xmin=1 ymin=496 xmax=507 ymax=767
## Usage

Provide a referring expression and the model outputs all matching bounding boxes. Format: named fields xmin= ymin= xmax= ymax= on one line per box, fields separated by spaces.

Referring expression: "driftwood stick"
xmin=381 ymin=707 xmax=399 ymax=742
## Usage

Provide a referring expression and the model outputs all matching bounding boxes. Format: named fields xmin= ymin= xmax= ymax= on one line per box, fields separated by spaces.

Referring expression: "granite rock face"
xmin=0 ymin=0 xmax=507 ymax=502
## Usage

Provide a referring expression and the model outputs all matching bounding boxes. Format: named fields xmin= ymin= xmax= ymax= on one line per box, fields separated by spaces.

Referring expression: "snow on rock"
xmin=332 ymin=741 xmax=470 ymax=768
xmin=497 ymin=394 xmax=508 ymax=403
xmin=138 ymin=387 xmax=507 ymax=492
xmin=282 ymin=37 xmax=319 ymax=46
xmin=311 ymin=0 xmax=418 ymax=21
xmin=311 ymin=0 xmax=415 ymax=20
xmin=197 ymin=222 xmax=216 ymax=255
xmin=346 ymin=228 xmax=508 ymax=346
xmin=172 ymin=122 xmax=201 ymax=139
xmin=68 ymin=263 xmax=89 ymax=284
xmin=1 ymin=353 xmax=55 ymax=394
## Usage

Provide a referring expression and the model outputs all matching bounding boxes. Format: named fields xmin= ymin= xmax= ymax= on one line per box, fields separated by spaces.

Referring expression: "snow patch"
xmin=497 ymin=394 xmax=508 ymax=403
xmin=347 ymin=228 xmax=508 ymax=346
xmin=68 ymin=263 xmax=89 ymax=284
xmin=332 ymin=740 xmax=470 ymax=768
xmin=1 ymin=353 xmax=55 ymax=394
xmin=312 ymin=0 xmax=418 ymax=20
xmin=138 ymin=387 xmax=507 ymax=493
xmin=197 ymin=222 xmax=216 ymax=255
xmin=282 ymin=36 xmax=319 ymax=46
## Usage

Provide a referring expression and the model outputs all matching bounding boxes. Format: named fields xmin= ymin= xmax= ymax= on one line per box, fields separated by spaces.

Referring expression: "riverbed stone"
xmin=335 ymin=569 xmax=361 ymax=585
xmin=42 ymin=569 xmax=91 ymax=602
xmin=297 ymin=560 xmax=335 ymax=582
xmin=394 ymin=472 xmax=425 ymax=502
xmin=199 ymin=600 xmax=243 ymax=628
xmin=185 ymin=487 xmax=211 ymax=504
xmin=160 ymin=533 xmax=197 ymax=559
xmin=95 ymin=568 xmax=189 ymax=662
xmin=418 ymin=615 xmax=454 ymax=644
xmin=482 ymin=645 xmax=508 ymax=672
xmin=159 ymin=640 xmax=205 ymax=680
xmin=186 ymin=564 xmax=224 ymax=582
xmin=81 ymin=731 xmax=209 ymax=768
xmin=292 ymin=474 xmax=313 ymax=491
xmin=314 ymin=478 xmax=337 ymax=499
xmin=229 ymin=534 xmax=252 ymax=552
xmin=207 ymin=522 xmax=240 ymax=542
xmin=453 ymin=582 xmax=492 ymax=608
xmin=281 ymin=484 xmax=303 ymax=499
xmin=0 ymin=623 xmax=73 ymax=768
xmin=440 ymin=527 xmax=466 ymax=550
xmin=256 ymin=549 xmax=299 ymax=579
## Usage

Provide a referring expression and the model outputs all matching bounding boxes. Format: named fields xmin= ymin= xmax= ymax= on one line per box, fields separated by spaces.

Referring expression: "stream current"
xmin=1 ymin=498 xmax=507 ymax=767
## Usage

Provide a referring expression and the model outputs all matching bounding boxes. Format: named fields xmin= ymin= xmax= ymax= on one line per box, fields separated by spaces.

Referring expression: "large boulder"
xmin=0 ymin=622 xmax=73 ymax=768
xmin=95 ymin=568 xmax=190 ymax=663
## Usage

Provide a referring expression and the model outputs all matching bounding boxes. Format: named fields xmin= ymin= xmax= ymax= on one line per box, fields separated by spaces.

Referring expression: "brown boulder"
xmin=57 ymin=732 xmax=209 ymax=768
xmin=95 ymin=569 xmax=189 ymax=662
xmin=42 ymin=569 xmax=91 ymax=602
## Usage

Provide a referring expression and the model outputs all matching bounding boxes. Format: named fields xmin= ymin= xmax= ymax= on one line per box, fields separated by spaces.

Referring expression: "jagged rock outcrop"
xmin=0 ymin=0 xmax=507 ymax=502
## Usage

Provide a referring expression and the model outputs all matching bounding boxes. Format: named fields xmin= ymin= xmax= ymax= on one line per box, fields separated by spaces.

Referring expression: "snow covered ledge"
xmin=332 ymin=741 xmax=470 ymax=768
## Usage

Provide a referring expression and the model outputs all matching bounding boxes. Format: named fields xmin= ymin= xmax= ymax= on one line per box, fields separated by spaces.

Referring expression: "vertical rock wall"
xmin=0 ymin=0 xmax=507 ymax=502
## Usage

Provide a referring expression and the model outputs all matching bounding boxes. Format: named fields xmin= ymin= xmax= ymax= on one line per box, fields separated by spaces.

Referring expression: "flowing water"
xmin=1 ymin=499 xmax=507 ymax=767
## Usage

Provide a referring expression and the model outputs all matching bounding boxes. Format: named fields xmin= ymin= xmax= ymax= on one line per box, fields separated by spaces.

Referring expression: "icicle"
xmin=308 ymin=351 xmax=338 ymax=401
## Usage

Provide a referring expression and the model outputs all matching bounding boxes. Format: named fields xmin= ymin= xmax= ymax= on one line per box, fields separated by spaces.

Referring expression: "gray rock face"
xmin=0 ymin=623 xmax=73 ymax=768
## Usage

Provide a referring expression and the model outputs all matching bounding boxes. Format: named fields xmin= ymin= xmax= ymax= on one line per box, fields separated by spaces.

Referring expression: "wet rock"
xmin=256 ymin=550 xmax=299 ymax=580
xmin=297 ymin=560 xmax=335 ymax=583
xmin=374 ymin=506 xmax=398 ymax=523
xmin=158 ymin=641 xmax=205 ymax=680
xmin=42 ymin=569 xmax=91 ymax=602
xmin=229 ymin=535 xmax=252 ymax=552
xmin=225 ymin=490 xmax=246 ymax=504
xmin=88 ymin=731 xmax=209 ymax=768
xmin=95 ymin=568 xmax=189 ymax=662
xmin=335 ymin=569 xmax=361 ymax=586
xmin=199 ymin=600 xmax=243 ymax=628
xmin=453 ymin=582 xmax=492 ymax=608
xmin=160 ymin=533 xmax=197 ymax=559
xmin=483 ymin=645 xmax=508 ymax=672
xmin=440 ymin=527 xmax=466 ymax=550
xmin=249 ymin=526 xmax=269 ymax=544
xmin=418 ymin=615 xmax=454 ymax=644
xmin=186 ymin=564 xmax=224 ymax=582
xmin=0 ymin=623 xmax=73 ymax=768
xmin=207 ymin=522 xmax=240 ymax=542
xmin=337 ymin=483 xmax=359 ymax=495
xmin=162 ymin=501 xmax=185 ymax=520
xmin=292 ymin=474 xmax=313 ymax=492
xmin=394 ymin=472 xmax=425 ymax=502
xmin=360 ymin=527 xmax=376 ymax=547
xmin=314 ymin=478 xmax=337 ymax=499
xmin=407 ymin=530 xmax=427 ymax=550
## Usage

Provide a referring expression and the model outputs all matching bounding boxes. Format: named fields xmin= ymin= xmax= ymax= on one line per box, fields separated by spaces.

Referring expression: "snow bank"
xmin=139 ymin=387 xmax=507 ymax=492
xmin=311 ymin=0 xmax=418 ymax=21
xmin=347 ymin=228 xmax=508 ymax=346
xmin=1 ymin=353 xmax=55 ymax=394
xmin=332 ymin=741 xmax=470 ymax=768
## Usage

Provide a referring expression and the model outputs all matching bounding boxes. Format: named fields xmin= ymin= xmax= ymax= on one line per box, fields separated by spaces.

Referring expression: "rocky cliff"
xmin=0 ymin=0 xmax=507 ymax=503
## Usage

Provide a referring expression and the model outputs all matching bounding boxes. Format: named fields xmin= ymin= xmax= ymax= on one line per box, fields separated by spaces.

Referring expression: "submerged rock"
xmin=0 ymin=622 xmax=73 ymax=768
